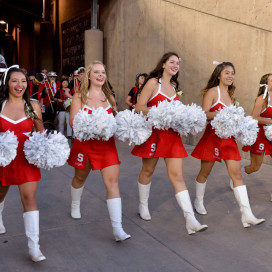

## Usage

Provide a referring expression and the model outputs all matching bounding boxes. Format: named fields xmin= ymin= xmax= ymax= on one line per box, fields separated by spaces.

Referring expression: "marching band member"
xmin=132 ymin=52 xmax=208 ymax=235
xmin=29 ymin=73 xmax=44 ymax=102
xmin=68 ymin=67 xmax=85 ymax=96
xmin=191 ymin=62 xmax=265 ymax=228
xmin=0 ymin=65 xmax=46 ymax=262
xmin=40 ymin=71 xmax=60 ymax=131
xmin=67 ymin=61 xmax=131 ymax=241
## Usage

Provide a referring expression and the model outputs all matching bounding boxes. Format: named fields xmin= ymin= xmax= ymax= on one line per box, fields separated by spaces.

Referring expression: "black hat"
xmin=136 ymin=73 xmax=147 ymax=79
xmin=34 ymin=73 xmax=44 ymax=83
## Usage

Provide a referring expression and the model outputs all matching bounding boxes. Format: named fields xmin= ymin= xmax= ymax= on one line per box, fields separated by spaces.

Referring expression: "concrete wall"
xmin=100 ymin=0 xmax=165 ymax=106
xmin=100 ymin=0 xmax=272 ymax=162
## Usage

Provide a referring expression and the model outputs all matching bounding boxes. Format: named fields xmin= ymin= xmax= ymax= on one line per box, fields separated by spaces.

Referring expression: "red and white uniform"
xmin=132 ymin=79 xmax=188 ymax=158
xmin=68 ymin=104 xmax=120 ymax=170
xmin=191 ymin=86 xmax=241 ymax=162
xmin=242 ymin=95 xmax=272 ymax=155
xmin=0 ymin=101 xmax=41 ymax=186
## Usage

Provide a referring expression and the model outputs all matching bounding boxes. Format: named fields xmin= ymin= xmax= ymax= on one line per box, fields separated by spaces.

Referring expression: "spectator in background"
xmin=126 ymin=73 xmax=147 ymax=110
xmin=54 ymin=78 xmax=73 ymax=138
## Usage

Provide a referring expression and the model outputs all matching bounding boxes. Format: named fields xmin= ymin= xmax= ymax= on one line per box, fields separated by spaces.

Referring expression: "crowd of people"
xmin=0 ymin=52 xmax=271 ymax=262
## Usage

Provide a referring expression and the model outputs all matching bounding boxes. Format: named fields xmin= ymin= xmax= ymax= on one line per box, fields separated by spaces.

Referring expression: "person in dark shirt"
xmin=125 ymin=73 xmax=147 ymax=110
xmin=54 ymin=78 xmax=73 ymax=138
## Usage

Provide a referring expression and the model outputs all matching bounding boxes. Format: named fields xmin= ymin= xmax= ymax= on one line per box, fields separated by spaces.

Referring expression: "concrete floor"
xmin=0 ymin=141 xmax=271 ymax=272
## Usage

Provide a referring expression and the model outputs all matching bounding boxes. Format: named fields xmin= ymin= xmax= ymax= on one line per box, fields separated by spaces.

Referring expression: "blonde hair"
xmin=79 ymin=60 xmax=115 ymax=107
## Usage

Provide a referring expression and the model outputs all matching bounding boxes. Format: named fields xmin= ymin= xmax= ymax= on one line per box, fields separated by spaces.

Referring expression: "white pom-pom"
xmin=264 ymin=125 xmax=272 ymax=141
xmin=24 ymin=131 xmax=70 ymax=169
xmin=170 ymin=100 xmax=190 ymax=135
xmin=165 ymin=101 xmax=206 ymax=136
xmin=173 ymin=103 xmax=206 ymax=136
xmin=73 ymin=108 xmax=117 ymax=141
xmin=115 ymin=110 xmax=152 ymax=145
xmin=186 ymin=104 xmax=207 ymax=135
xmin=211 ymin=105 xmax=244 ymax=139
xmin=235 ymin=116 xmax=259 ymax=145
xmin=147 ymin=100 xmax=206 ymax=136
xmin=147 ymin=100 xmax=176 ymax=130
xmin=0 ymin=131 xmax=18 ymax=167
xmin=73 ymin=110 xmax=91 ymax=141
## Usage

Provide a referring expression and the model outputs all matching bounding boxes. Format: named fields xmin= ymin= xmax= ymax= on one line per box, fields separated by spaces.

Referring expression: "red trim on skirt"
xmin=191 ymin=124 xmax=241 ymax=162
xmin=132 ymin=128 xmax=188 ymax=159
xmin=68 ymin=137 xmax=121 ymax=170
xmin=242 ymin=125 xmax=272 ymax=155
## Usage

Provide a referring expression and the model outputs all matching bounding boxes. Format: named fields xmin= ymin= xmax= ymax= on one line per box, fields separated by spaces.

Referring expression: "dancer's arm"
xmin=202 ymin=87 xmax=218 ymax=121
xmin=135 ymin=78 xmax=157 ymax=115
xmin=252 ymin=96 xmax=272 ymax=125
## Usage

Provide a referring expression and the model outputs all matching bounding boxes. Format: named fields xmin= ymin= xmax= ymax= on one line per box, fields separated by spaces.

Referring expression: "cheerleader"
xmin=191 ymin=62 xmax=265 ymax=228
xmin=132 ymin=52 xmax=208 ymax=235
xmin=0 ymin=66 xmax=46 ymax=261
xmin=242 ymin=74 xmax=272 ymax=174
xmin=67 ymin=61 xmax=130 ymax=241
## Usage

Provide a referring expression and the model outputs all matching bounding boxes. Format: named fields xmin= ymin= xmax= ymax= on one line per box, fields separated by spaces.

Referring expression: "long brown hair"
xmin=0 ymin=67 xmax=38 ymax=119
xmin=257 ymin=73 xmax=272 ymax=109
xmin=80 ymin=61 xmax=115 ymax=107
xmin=201 ymin=62 xmax=236 ymax=101
xmin=141 ymin=52 xmax=180 ymax=92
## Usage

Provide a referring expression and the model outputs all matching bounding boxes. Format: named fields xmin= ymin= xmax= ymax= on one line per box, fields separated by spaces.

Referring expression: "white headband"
xmin=260 ymin=84 xmax=269 ymax=99
xmin=213 ymin=61 xmax=222 ymax=65
xmin=3 ymin=64 xmax=19 ymax=85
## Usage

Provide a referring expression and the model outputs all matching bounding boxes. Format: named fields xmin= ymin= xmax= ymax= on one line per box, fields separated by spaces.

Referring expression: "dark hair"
xmin=201 ymin=62 xmax=236 ymax=101
xmin=141 ymin=52 xmax=180 ymax=91
xmin=257 ymin=73 xmax=272 ymax=108
xmin=61 ymin=78 xmax=69 ymax=86
xmin=0 ymin=67 xmax=37 ymax=119
xmin=135 ymin=73 xmax=147 ymax=88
